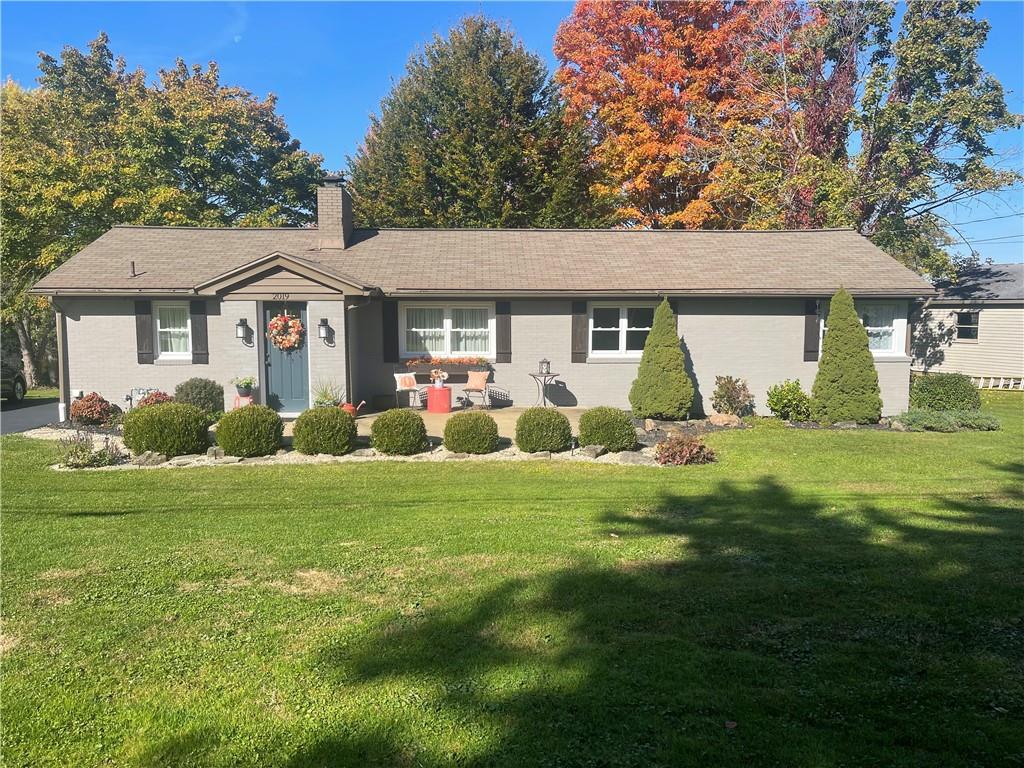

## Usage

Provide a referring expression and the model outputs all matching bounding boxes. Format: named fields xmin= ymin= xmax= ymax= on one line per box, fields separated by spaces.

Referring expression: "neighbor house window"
xmin=154 ymin=303 xmax=191 ymax=360
xmin=399 ymin=304 xmax=495 ymax=358
xmin=860 ymin=303 xmax=898 ymax=353
xmin=589 ymin=304 xmax=655 ymax=357
xmin=956 ymin=311 xmax=980 ymax=341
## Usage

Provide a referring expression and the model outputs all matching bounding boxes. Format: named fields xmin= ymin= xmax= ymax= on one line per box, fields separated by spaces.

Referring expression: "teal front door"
xmin=263 ymin=302 xmax=309 ymax=413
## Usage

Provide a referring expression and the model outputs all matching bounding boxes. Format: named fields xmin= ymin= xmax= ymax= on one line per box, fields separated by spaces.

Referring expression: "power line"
xmin=945 ymin=213 xmax=1024 ymax=226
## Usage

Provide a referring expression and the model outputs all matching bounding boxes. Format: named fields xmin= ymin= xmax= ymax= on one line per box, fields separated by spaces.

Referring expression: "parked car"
xmin=1 ymin=360 xmax=28 ymax=402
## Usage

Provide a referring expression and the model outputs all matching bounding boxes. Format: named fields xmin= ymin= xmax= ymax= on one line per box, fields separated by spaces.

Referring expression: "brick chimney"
xmin=316 ymin=174 xmax=353 ymax=249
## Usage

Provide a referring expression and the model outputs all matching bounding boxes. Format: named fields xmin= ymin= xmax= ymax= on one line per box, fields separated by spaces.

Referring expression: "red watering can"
xmin=341 ymin=400 xmax=365 ymax=416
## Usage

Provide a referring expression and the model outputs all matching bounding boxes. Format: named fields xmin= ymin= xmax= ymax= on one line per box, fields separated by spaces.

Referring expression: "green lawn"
xmin=2 ymin=393 xmax=1022 ymax=767
xmin=25 ymin=386 xmax=59 ymax=400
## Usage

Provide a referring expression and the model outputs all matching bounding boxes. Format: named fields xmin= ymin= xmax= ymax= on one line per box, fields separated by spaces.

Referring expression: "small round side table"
xmin=528 ymin=372 xmax=560 ymax=407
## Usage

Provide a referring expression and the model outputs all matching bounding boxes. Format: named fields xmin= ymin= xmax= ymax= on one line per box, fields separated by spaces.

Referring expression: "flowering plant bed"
xmin=405 ymin=356 xmax=489 ymax=370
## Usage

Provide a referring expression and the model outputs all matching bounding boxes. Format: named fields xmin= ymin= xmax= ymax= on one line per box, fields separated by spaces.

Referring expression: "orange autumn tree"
xmin=554 ymin=1 xmax=762 ymax=228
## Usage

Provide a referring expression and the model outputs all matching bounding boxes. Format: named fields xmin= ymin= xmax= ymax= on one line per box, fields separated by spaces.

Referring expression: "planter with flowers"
xmin=232 ymin=376 xmax=258 ymax=397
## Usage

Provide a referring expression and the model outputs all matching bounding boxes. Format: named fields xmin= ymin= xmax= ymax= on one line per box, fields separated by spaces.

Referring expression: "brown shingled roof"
xmin=32 ymin=225 xmax=934 ymax=297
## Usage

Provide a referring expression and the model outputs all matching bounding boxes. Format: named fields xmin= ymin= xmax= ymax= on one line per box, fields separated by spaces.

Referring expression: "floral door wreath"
xmin=267 ymin=312 xmax=305 ymax=351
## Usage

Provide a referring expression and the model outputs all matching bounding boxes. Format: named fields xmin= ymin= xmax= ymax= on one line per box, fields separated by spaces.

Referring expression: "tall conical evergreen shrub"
xmin=629 ymin=298 xmax=694 ymax=420
xmin=811 ymin=289 xmax=882 ymax=424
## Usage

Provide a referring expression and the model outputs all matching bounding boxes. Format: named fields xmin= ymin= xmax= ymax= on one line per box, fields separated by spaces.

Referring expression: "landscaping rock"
xmin=891 ymin=420 xmax=908 ymax=432
xmin=636 ymin=429 xmax=667 ymax=447
xmin=276 ymin=448 xmax=288 ymax=456
xmin=834 ymin=421 xmax=859 ymax=429
xmin=879 ymin=417 xmax=891 ymax=428
xmin=644 ymin=418 xmax=657 ymax=431
xmin=206 ymin=446 xmax=225 ymax=459
xmin=579 ymin=444 xmax=606 ymax=459
xmin=610 ymin=450 xmax=658 ymax=466
xmin=132 ymin=451 xmax=166 ymax=467
xmin=239 ymin=456 xmax=272 ymax=464
xmin=708 ymin=413 xmax=742 ymax=428
xmin=445 ymin=452 xmax=469 ymax=460
xmin=168 ymin=456 xmax=199 ymax=467
xmin=213 ymin=456 xmax=242 ymax=464
xmin=350 ymin=448 xmax=375 ymax=457
xmin=528 ymin=451 xmax=551 ymax=460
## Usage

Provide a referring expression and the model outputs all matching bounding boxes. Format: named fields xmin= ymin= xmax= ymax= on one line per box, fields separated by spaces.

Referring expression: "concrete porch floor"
xmin=282 ymin=407 xmax=588 ymax=441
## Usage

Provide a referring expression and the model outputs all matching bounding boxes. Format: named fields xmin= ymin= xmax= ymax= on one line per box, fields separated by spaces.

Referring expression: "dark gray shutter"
xmin=495 ymin=301 xmax=511 ymax=363
xmin=135 ymin=300 xmax=154 ymax=364
xmin=382 ymin=300 xmax=399 ymax=363
xmin=803 ymin=299 xmax=820 ymax=361
xmin=571 ymin=301 xmax=588 ymax=363
xmin=190 ymin=300 xmax=209 ymax=364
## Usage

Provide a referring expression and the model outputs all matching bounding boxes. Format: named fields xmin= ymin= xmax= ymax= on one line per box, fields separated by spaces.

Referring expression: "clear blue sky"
xmin=2 ymin=1 xmax=1021 ymax=263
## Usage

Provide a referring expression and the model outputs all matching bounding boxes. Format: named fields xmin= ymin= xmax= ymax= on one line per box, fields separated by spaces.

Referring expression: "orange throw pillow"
xmin=465 ymin=370 xmax=489 ymax=390
xmin=394 ymin=373 xmax=417 ymax=389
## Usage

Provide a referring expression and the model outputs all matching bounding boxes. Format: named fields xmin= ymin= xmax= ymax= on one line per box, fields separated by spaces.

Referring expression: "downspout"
xmin=53 ymin=301 xmax=70 ymax=422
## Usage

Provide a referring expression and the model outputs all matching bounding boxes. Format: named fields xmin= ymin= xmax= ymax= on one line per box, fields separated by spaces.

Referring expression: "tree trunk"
xmin=14 ymin=311 xmax=52 ymax=388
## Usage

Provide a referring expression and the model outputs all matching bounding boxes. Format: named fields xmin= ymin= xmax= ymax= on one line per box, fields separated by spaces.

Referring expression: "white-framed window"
xmin=154 ymin=302 xmax=191 ymax=360
xmin=588 ymin=303 xmax=655 ymax=358
xmin=955 ymin=310 xmax=980 ymax=341
xmin=399 ymin=303 xmax=495 ymax=359
xmin=820 ymin=300 xmax=907 ymax=358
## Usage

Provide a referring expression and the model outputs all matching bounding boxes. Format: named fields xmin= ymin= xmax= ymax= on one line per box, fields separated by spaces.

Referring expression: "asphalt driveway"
xmin=1 ymin=398 xmax=59 ymax=435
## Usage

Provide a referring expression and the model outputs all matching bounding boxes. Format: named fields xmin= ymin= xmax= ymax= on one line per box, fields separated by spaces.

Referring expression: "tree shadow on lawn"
xmin=293 ymin=469 xmax=1023 ymax=767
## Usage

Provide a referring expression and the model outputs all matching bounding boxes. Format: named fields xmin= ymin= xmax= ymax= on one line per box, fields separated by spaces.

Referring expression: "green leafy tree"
xmin=811 ymin=289 xmax=882 ymax=424
xmin=629 ymin=298 xmax=693 ymax=420
xmin=348 ymin=16 xmax=613 ymax=228
xmin=1 ymin=34 xmax=323 ymax=384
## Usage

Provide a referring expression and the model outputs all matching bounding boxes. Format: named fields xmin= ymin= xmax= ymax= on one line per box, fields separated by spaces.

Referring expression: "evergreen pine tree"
xmin=811 ymin=289 xmax=883 ymax=424
xmin=629 ymin=298 xmax=694 ymax=420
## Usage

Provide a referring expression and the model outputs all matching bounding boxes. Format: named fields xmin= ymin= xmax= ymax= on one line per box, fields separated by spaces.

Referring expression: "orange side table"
xmin=233 ymin=394 xmax=254 ymax=410
xmin=426 ymin=386 xmax=452 ymax=414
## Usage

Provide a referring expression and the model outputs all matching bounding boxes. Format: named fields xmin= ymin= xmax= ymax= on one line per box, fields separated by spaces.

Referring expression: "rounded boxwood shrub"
xmin=123 ymin=402 xmax=209 ymax=457
xmin=293 ymin=407 xmax=357 ymax=456
xmin=766 ymin=380 xmax=812 ymax=421
xmin=443 ymin=411 xmax=499 ymax=454
xmin=910 ymin=373 xmax=981 ymax=411
xmin=515 ymin=407 xmax=572 ymax=453
xmin=578 ymin=407 xmax=636 ymax=452
xmin=215 ymin=404 xmax=283 ymax=457
xmin=371 ymin=409 xmax=428 ymax=455
xmin=70 ymin=392 xmax=113 ymax=425
xmin=174 ymin=377 xmax=225 ymax=416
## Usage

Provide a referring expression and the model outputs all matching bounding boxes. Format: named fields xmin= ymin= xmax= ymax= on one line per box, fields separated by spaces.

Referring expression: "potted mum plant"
xmin=232 ymin=376 xmax=257 ymax=397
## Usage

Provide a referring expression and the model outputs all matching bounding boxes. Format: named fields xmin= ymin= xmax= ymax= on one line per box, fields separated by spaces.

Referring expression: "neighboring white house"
xmin=912 ymin=262 xmax=1024 ymax=388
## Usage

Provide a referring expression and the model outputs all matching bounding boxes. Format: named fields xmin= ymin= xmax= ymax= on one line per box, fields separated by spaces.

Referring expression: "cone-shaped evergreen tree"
xmin=629 ymin=298 xmax=694 ymax=420
xmin=811 ymin=289 xmax=882 ymax=424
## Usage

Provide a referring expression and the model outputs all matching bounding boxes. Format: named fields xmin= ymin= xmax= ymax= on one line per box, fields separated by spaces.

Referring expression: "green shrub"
xmin=910 ymin=373 xmax=981 ymax=411
xmin=894 ymin=409 xmax=1000 ymax=433
xmin=811 ymin=289 xmax=882 ymax=424
xmin=578 ymin=407 xmax=636 ymax=452
xmin=629 ymin=298 xmax=694 ymax=420
xmin=58 ymin=432 xmax=124 ymax=468
xmin=174 ymin=377 xmax=225 ymax=416
xmin=515 ymin=407 xmax=572 ymax=453
xmin=69 ymin=392 xmax=113 ymax=425
xmin=293 ymin=407 xmax=356 ymax=455
xmin=371 ymin=409 xmax=428 ymax=455
xmin=766 ymin=380 xmax=812 ymax=421
xmin=215 ymin=404 xmax=282 ymax=457
xmin=656 ymin=435 xmax=716 ymax=465
xmin=443 ymin=411 xmax=499 ymax=454
xmin=711 ymin=376 xmax=754 ymax=416
xmin=123 ymin=402 xmax=210 ymax=457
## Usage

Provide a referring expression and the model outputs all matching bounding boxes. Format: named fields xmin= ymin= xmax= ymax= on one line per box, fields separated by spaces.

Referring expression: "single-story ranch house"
xmin=912 ymin=261 xmax=1023 ymax=389
xmin=33 ymin=177 xmax=934 ymax=420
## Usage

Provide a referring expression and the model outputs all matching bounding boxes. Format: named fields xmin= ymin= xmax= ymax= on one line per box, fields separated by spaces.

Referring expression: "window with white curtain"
xmin=399 ymin=304 xmax=495 ymax=358
xmin=860 ymin=303 xmax=897 ymax=352
xmin=154 ymin=303 xmax=191 ymax=360
xmin=589 ymin=304 xmax=655 ymax=357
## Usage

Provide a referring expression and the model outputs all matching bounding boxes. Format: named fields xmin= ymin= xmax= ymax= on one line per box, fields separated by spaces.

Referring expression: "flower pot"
xmin=236 ymin=385 xmax=253 ymax=397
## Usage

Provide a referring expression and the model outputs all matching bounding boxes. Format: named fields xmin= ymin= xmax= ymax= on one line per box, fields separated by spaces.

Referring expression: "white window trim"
xmin=954 ymin=309 xmax=980 ymax=344
xmin=588 ymin=302 xmax=657 ymax=359
xmin=819 ymin=299 xmax=908 ymax=359
xmin=398 ymin=302 xmax=496 ymax=360
xmin=153 ymin=301 xmax=192 ymax=361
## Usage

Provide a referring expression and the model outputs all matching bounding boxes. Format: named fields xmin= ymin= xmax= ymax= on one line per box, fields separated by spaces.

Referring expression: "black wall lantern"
xmin=235 ymin=318 xmax=253 ymax=346
xmin=318 ymin=317 xmax=335 ymax=346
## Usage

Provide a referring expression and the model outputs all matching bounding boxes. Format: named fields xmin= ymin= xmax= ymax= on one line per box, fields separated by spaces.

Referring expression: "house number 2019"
xmin=272 ymin=293 xmax=290 ymax=300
